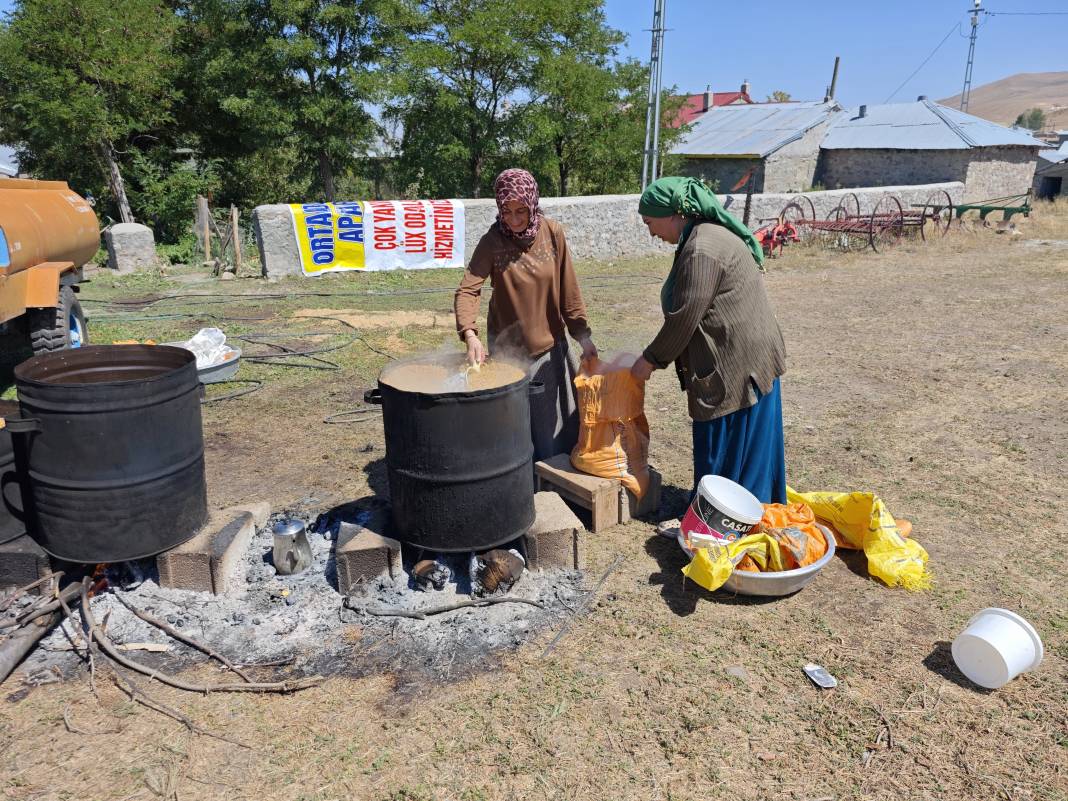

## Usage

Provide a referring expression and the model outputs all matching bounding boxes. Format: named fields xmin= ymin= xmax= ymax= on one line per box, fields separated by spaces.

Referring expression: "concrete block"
xmin=524 ymin=491 xmax=585 ymax=571
xmin=535 ymin=453 xmax=619 ymax=532
xmin=0 ymin=534 xmax=52 ymax=594
xmin=335 ymin=506 xmax=401 ymax=593
xmin=157 ymin=510 xmax=256 ymax=594
xmin=105 ymin=222 xmax=157 ymax=274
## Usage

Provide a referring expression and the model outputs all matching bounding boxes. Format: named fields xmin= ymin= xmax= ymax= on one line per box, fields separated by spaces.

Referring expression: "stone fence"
xmin=253 ymin=182 xmax=964 ymax=279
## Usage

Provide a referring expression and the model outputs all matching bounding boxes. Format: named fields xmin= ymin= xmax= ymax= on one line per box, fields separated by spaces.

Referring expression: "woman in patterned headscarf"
xmin=631 ymin=176 xmax=787 ymax=504
xmin=455 ymin=168 xmax=598 ymax=461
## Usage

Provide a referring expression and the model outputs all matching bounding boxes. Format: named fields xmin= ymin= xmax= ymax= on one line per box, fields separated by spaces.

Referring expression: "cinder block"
xmin=157 ymin=510 xmax=256 ymax=594
xmin=619 ymin=467 xmax=663 ymax=523
xmin=524 ymin=491 xmax=585 ymax=571
xmin=335 ymin=506 xmax=401 ymax=593
xmin=535 ymin=453 xmax=620 ymax=532
xmin=0 ymin=534 xmax=53 ymax=594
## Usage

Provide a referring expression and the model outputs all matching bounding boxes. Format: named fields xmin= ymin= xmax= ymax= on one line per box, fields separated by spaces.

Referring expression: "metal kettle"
xmin=272 ymin=518 xmax=313 ymax=575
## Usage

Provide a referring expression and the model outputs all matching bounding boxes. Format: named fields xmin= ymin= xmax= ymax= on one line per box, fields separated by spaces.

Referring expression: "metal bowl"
xmin=678 ymin=525 xmax=836 ymax=597
xmin=161 ymin=343 xmax=242 ymax=384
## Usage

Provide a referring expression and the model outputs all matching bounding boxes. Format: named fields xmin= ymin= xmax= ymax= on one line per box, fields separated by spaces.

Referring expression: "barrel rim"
xmin=378 ymin=367 xmax=529 ymax=401
xmin=14 ymin=344 xmax=195 ymax=388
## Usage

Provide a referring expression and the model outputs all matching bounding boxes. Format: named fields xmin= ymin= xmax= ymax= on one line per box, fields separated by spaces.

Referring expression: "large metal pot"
xmin=371 ymin=358 xmax=541 ymax=553
xmin=4 ymin=345 xmax=208 ymax=563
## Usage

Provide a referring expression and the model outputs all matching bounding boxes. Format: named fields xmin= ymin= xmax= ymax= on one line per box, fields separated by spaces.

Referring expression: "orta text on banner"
xmin=289 ymin=199 xmax=465 ymax=275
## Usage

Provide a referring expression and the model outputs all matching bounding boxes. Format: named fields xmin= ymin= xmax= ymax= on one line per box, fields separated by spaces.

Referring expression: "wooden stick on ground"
xmin=541 ymin=553 xmax=624 ymax=658
xmin=79 ymin=582 xmax=321 ymax=694
xmin=356 ymin=596 xmax=545 ymax=621
xmin=0 ymin=610 xmax=62 ymax=684
xmin=0 ymin=582 xmax=85 ymax=631
xmin=0 ymin=571 xmax=62 ymax=613
xmin=112 ymin=595 xmax=254 ymax=683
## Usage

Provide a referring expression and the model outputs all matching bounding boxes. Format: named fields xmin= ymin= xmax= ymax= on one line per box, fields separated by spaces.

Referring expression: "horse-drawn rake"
xmin=754 ymin=190 xmax=955 ymax=257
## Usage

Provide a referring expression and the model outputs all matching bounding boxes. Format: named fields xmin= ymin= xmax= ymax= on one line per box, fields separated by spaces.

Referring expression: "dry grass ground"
xmin=1 ymin=202 xmax=1066 ymax=801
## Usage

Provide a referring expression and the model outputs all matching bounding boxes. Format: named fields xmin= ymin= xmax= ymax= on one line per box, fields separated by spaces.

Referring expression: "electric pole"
xmin=641 ymin=0 xmax=667 ymax=190
xmin=960 ymin=0 xmax=982 ymax=112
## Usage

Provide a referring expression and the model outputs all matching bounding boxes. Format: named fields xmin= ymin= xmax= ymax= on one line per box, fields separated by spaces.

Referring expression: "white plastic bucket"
xmin=681 ymin=475 xmax=764 ymax=544
xmin=951 ymin=608 xmax=1044 ymax=689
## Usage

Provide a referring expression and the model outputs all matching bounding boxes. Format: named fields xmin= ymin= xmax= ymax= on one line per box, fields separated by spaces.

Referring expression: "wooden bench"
xmin=534 ymin=453 xmax=661 ymax=532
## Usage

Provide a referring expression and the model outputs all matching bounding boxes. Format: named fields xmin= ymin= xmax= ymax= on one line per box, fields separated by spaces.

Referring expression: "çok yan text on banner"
xmin=289 ymin=199 xmax=465 ymax=275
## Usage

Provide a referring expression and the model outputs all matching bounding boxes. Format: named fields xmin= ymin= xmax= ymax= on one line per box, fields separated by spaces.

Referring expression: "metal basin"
xmin=678 ymin=526 xmax=836 ymax=597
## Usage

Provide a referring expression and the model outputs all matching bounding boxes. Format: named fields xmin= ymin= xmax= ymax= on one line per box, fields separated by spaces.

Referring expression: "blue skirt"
xmin=691 ymin=378 xmax=786 ymax=504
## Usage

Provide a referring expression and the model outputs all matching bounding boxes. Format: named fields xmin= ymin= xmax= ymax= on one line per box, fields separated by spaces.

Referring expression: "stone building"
xmin=1033 ymin=132 xmax=1068 ymax=199
xmin=671 ymin=101 xmax=840 ymax=194
xmin=818 ymin=100 xmax=1044 ymax=201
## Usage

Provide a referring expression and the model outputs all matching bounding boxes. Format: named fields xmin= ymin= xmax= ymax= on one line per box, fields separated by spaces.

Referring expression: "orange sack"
xmin=758 ymin=502 xmax=828 ymax=570
xmin=570 ymin=354 xmax=650 ymax=498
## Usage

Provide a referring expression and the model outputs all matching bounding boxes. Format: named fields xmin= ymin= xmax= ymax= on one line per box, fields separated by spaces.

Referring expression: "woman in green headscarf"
xmin=630 ymin=177 xmax=787 ymax=504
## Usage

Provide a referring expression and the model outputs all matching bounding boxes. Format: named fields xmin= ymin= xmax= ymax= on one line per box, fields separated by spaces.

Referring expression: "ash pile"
xmin=9 ymin=496 xmax=589 ymax=686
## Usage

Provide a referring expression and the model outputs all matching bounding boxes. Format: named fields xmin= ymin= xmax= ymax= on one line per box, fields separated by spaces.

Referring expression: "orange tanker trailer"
xmin=0 ymin=178 xmax=98 ymax=352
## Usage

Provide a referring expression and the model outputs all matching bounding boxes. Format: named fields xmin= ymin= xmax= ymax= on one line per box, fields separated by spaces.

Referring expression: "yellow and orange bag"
xmin=570 ymin=355 xmax=650 ymax=498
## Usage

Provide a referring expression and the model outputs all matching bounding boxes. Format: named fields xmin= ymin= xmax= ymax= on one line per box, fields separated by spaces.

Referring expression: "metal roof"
xmin=671 ymin=101 xmax=839 ymax=158
xmin=0 ymin=146 xmax=16 ymax=177
xmin=822 ymin=100 xmax=1045 ymax=150
xmin=1038 ymin=141 xmax=1068 ymax=165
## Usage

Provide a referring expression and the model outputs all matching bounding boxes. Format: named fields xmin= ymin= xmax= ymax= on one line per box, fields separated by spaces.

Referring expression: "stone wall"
xmin=963 ymin=147 xmax=1038 ymax=202
xmin=253 ymin=181 xmax=964 ymax=278
xmin=818 ymin=146 xmax=1038 ymax=201
xmin=762 ymin=120 xmax=829 ymax=193
xmin=679 ymin=157 xmax=764 ymax=193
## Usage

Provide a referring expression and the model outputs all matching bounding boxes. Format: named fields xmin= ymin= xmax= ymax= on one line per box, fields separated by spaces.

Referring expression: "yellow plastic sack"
xmin=681 ymin=532 xmax=786 ymax=591
xmin=786 ymin=487 xmax=932 ymax=591
xmin=570 ymin=355 xmax=650 ymax=498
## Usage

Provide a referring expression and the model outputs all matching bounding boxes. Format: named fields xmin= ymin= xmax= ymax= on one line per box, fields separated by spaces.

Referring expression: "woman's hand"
xmin=630 ymin=355 xmax=655 ymax=383
xmin=465 ymin=331 xmax=487 ymax=365
xmin=578 ymin=335 xmax=598 ymax=363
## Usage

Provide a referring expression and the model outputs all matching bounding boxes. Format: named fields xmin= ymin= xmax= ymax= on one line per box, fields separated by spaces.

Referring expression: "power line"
xmin=884 ymin=22 xmax=962 ymax=103
xmin=985 ymin=10 xmax=1068 ymax=15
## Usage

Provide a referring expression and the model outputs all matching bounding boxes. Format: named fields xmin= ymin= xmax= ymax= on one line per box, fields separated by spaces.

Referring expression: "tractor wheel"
xmin=28 ymin=286 xmax=88 ymax=354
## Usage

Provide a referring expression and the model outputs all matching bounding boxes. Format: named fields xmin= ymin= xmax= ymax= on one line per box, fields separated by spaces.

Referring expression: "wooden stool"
xmin=534 ymin=454 xmax=662 ymax=532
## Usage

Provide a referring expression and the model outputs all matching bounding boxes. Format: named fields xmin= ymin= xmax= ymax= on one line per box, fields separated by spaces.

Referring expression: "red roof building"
xmin=670 ymin=83 xmax=754 ymax=128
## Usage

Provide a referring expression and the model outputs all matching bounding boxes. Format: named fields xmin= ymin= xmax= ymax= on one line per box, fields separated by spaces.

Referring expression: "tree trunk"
xmin=469 ymin=154 xmax=483 ymax=199
xmin=99 ymin=141 xmax=133 ymax=224
xmin=318 ymin=151 xmax=336 ymax=202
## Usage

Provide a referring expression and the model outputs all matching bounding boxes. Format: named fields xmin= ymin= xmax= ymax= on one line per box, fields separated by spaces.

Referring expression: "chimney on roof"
xmin=741 ymin=79 xmax=751 ymax=97
xmin=917 ymin=95 xmax=928 ymax=101
xmin=858 ymin=105 xmax=868 ymax=119
xmin=703 ymin=86 xmax=712 ymax=112
xmin=824 ymin=56 xmax=841 ymax=102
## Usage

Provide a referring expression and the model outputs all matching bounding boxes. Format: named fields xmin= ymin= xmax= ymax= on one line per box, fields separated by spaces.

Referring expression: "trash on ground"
xmin=804 ymin=663 xmax=838 ymax=689
xmin=951 ymin=607 xmax=1044 ymax=689
xmin=173 ymin=327 xmax=239 ymax=370
xmin=786 ymin=487 xmax=931 ymax=590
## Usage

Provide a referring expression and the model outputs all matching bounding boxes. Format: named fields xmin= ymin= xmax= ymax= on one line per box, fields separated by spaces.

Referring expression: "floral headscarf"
xmin=494 ymin=168 xmax=542 ymax=247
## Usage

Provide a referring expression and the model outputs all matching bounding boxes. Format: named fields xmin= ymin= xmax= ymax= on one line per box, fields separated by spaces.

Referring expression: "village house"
xmin=672 ymin=98 xmax=1045 ymax=199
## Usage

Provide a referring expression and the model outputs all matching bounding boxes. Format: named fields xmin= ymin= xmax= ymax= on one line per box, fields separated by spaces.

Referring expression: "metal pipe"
xmin=641 ymin=0 xmax=666 ymax=189
xmin=650 ymin=0 xmax=665 ymax=182
xmin=827 ymin=56 xmax=840 ymax=101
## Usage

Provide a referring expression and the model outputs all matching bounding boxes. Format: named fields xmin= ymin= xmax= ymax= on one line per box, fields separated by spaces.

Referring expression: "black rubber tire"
xmin=28 ymin=285 xmax=88 ymax=354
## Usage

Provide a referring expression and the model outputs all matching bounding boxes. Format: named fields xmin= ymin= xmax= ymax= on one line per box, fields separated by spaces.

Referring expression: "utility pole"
xmin=960 ymin=0 xmax=982 ymax=112
xmin=641 ymin=0 xmax=667 ymax=190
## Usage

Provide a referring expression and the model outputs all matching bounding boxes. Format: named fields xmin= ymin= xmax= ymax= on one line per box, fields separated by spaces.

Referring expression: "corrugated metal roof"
xmin=822 ymin=100 xmax=1045 ymax=150
xmin=1038 ymin=141 xmax=1068 ymax=165
xmin=671 ymin=101 xmax=838 ymax=158
xmin=0 ymin=146 xmax=16 ymax=177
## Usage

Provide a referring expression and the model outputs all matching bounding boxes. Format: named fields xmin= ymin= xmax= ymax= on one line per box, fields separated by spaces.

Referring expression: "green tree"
xmin=0 ymin=0 xmax=179 ymax=222
xmin=390 ymin=0 xmax=560 ymax=198
xmin=766 ymin=90 xmax=792 ymax=103
xmin=1013 ymin=108 xmax=1046 ymax=131
xmin=176 ymin=0 xmax=402 ymax=203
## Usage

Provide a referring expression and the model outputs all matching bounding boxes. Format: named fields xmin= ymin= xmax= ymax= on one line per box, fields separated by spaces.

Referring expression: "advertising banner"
xmin=289 ymin=199 xmax=464 ymax=275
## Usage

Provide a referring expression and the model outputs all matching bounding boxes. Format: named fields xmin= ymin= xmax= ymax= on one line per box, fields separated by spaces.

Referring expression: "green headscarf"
xmin=639 ymin=176 xmax=764 ymax=312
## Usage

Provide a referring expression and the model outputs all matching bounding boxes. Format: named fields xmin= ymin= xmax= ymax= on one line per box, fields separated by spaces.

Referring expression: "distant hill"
xmin=939 ymin=72 xmax=1068 ymax=133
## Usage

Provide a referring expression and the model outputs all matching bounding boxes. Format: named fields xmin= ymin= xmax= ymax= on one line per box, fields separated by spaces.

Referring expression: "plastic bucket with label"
xmin=680 ymin=475 xmax=763 ymax=546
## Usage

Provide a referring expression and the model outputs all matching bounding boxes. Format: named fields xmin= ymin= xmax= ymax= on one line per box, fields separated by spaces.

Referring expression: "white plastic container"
xmin=951 ymin=608 xmax=1044 ymax=689
xmin=680 ymin=475 xmax=764 ymax=544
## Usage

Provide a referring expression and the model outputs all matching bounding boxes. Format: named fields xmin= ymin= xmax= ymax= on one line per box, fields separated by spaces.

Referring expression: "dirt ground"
xmin=1 ymin=203 xmax=1066 ymax=801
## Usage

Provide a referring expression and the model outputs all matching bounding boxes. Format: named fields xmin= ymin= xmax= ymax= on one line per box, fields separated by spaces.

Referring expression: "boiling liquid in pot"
xmin=381 ymin=356 xmax=525 ymax=393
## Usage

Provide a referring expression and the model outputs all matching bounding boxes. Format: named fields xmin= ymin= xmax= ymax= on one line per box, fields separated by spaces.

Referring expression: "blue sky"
xmin=0 ymin=0 xmax=1064 ymax=108
xmin=604 ymin=0 xmax=1068 ymax=105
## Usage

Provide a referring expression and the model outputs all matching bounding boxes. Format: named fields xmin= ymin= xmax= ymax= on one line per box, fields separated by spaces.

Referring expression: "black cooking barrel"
xmin=9 ymin=345 xmax=208 ymax=563
xmin=0 ymin=421 xmax=24 ymax=545
xmin=376 ymin=364 xmax=537 ymax=553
